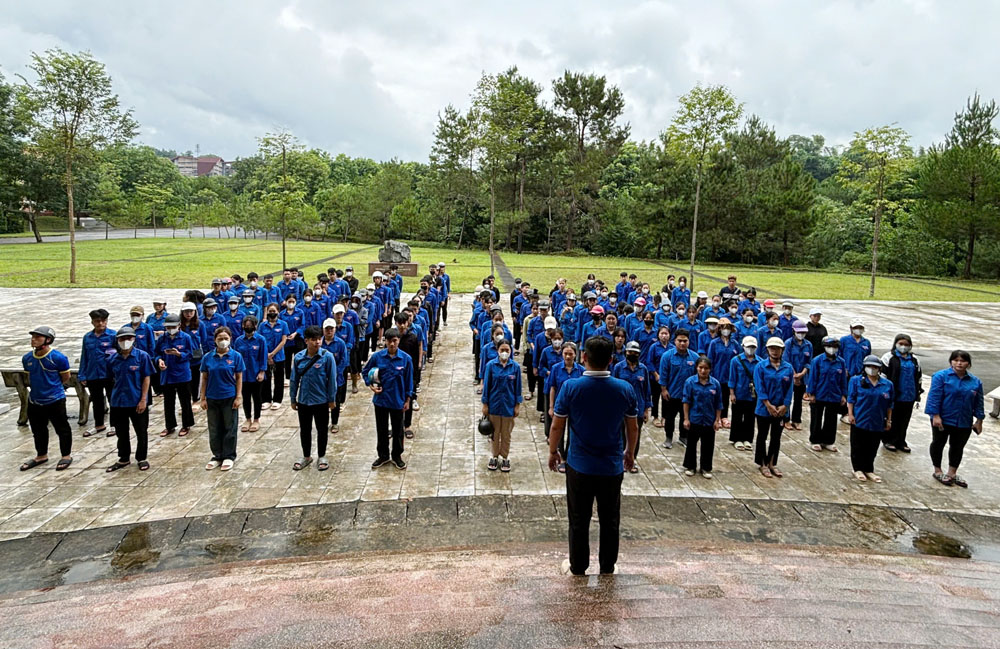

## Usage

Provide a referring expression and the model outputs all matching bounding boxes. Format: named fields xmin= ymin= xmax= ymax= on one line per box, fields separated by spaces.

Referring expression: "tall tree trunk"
xmin=964 ymin=230 xmax=976 ymax=280
xmin=566 ymin=193 xmax=576 ymax=251
xmin=689 ymin=166 xmax=702 ymax=292
xmin=782 ymin=228 xmax=789 ymax=266
xmin=489 ymin=175 xmax=496 ymax=277
xmin=27 ymin=210 xmax=42 ymax=243
xmin=517 ymin=158 xmax=526 ymax=254
xmin=656 ymin=236 xmax=663 ymax=259
xmin=457 ymin=209 xmax=466 ymax=248
xmin=66 ymin=158 xmax=77 ymax=284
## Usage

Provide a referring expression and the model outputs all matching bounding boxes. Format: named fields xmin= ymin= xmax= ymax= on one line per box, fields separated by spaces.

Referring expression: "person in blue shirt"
xmin=482 ymin=339 xmax=523 ymax=472
xmin=300 ymin=291 xmax=325 ymax=329
xmin=643 ymin=326 xmax=672 ymax=428
xmin=611 ymin=327 xmax=627 ymax=367
xmin=696 ymin=316 xmax=719 ymax=355
xmin=879 ymin=333 xmax=922 ymax=453
xmin=223 ymin=295 xmax=244 ymax=332
xmin=682 ymin=356 xmax=723 ymax=478
xmin=612 ymin=341 xmax=652 ymax=473
xmin=805 ymin=336 xmax=848 ymax=452
xmin=846 ymin=355 xmax=894 ymax=483
xmin=277 ymin=268 xmax=302 ymax=304
xmin=615 ymin=272 xmax=632 ymax=304
xmin=105 ymin=327 xmax=155 ymax=473
xmin=237 ymin=288 xmax=263 ymax=324
xmin=777 ymin=301 xmax=799 ymax=340
xmin=705 ymin=318 xmax=740 ymax=426
xmin=20 ymin=325 xmax=73 ymax=472
xmin=259 ymin=303 xmax=289 ymax=409
xmin=146 ymin=300 xmax=169 ymax=339
xmin=549 ymin=335 xmax=639 ymax=577
xmin=783 ymin=320 xmax=813 ymax=431
xmin=546 ymin=342 xmax=584 ymax=472
xmin=79 ymin=308 xmax=116 ymax=437
xmin=735 ymin=308 xmax=758 ymax=341
xmin=839 ymin=318 xmax=872 ymax=378
xmin=559 ymin=294 xmax=579 ymax=342
xmin=756 ymin=311 xmax=782 ymax=351
xmin=630 ymin=311 xmax=658 ymax=358
xmin=124 ymin=306 xmax=156 ymax=356
xmin=200 ymin=298 xmax=227 ymax=345
xmin=674 ymin=309 xmax=705 ymax=344
xmin=670 ymin=277 xmax=690 ymax=310
xmin=737 ymin=289 xmax=761 ymax=318
xmin=233 ymin=316 xmax=268 ymax=433
xmin=479 ymin=326 xmax=504 ymax=391
xmin=155 ymin=314 xmax=196 ymax=437
xmin=362 ymin=327 xmax=414 ymax=470
xmin=321 ymin=318 xmax=350 ymax=435
xmin=437 ymin=262 xmax=451 ymax=326
xmin=756 ymin=299 xmax=777 ymax=327
xmin=727 ymin=337 xmax=760 ymax=451
xmin=924 ymin=350 xmax=985 ymax=488
xmin=279 ymin=295 xmax=304 ymax=380
xmin=659 ymin=329 xmax=698 ymax=449
xmin=258 ymin=274 xmax=281 ymax=311
xmin=289 ymin=325 xmax=338 ymax=472
xmin=199 ymin=326 xmax=244 ymax=471
xmin=700 ymin=295 xmax=726 ymax=323
xmin=179 ymin=303 xmax=206 ymax=401
xmin=753 ymin=336 xmax=795 ymax=477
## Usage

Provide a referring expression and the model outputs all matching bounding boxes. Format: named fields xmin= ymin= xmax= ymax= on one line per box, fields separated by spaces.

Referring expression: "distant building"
xmin=171 ymin=155 xmax=231 ymax=178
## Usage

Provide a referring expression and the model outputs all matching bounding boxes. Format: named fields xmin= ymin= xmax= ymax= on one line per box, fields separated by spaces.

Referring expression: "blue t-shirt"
xmin=259 ymin=319 xmax=289 ymax=363
xmin=682 ymin=375 xmax=723 ymax=427
xmin=659 ymin=348 xmax=699 ymax=398
xmin=753 ymin=360 xmax=795 ymax=417
xmin=109 ymin=349 xmax=155 ymax=408
xmin=847 ymin=375 xmax=894 ymax=431
xmin=612 ymin=360 xmax=653 ymax=412
xmin=553 ymin=373 xmax=638 ymax=476
xmin=924 ymin=368 xmax=985 ymax=428
xmin=233 ymin=332 xmax=268 ymax=383
xmin=289 ymin=348 xmax=338 ymax=406
xmin=362 ymin=348 xmax=414 ymax=410
xmin=482 ymin=359 xmax=523 ymax=417
xmin=200 ymin=349 xmax=245 ymax=400
xmin=22 ymin=349 xmax=70 ymax=405
xmin=154 ymin=330 xmax=194 ymax=385
xmin=806 ymin=354 xmax=848 ymax=403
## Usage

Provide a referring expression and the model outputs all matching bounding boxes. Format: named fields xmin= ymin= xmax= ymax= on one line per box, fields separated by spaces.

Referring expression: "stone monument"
xmin=378 ymin=240 xmax=411 ymax=263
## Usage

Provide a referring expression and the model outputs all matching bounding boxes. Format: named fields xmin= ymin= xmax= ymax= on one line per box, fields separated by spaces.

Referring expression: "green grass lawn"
xmin=0 ymin=238 xmax=997 ymax=300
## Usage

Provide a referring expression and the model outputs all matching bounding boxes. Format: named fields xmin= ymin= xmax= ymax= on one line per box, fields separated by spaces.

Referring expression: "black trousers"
xmin=151 ymin=372 xmax=162 ymax=396
xmin=86 ymin=378 xmax=113 ymax=428
xmin=790 ymin=382 xmax=806 ymax=423
xmin=284 ymin=340 xmax=302 ymax=378
xmin=162 ymin=381 xmax=194 ymax=431
xmin=440 ymin=297 xmax=448 ymax=324
xmin=884 ymin=401 xmax=915 ymax=447
xmin=566 ymin=465 xmax=623 ymax=575
xmin=650 ymin=381 xmax=663 ymax=419
xmin=729 ymin=399 xmax=755 ymax=443
xmin=684 ymin=423 xmax=716 ymax=472
xmin=111 ymin=406 xmax=149 ymax=462
xmin=755 ymin=415 xmax=783 ymax=467
xmin=513 ymin=320 xmax=522 ymax=350
xmin=297 ymin=403 xmax=330 ymax=457
xmin=241 ymin=381 xmax=262 ymax=420
xmin=662 ymin=397 xmax=687 ymax=442
xmin=188 ymin=360 xmax=201 ymax=401
xmin=263 ymin=362 xmax=285 ymax=404
xmin=375 ymin=405 xmax=404 ymax=460
xmin=473 ymin=335 xmax=481 ymax=380
xmin=719 ymin=384 xmax=731 ymax=420
xmin=849 ymin=425 xmax=881 ymax=473
xmin=27 ymin=399 xmax=72 ymax=457
xmin=331 ymin=382 xmax=348 ymax=425
xmin=930 ymin=425 xmax=972 ymax=470
xmin=809 ymin=400 xmax=840 ymax=445
xmin=350 ymin=344 xmax=362 ymax=374
xmin=526 ymin=349 xmax=537 ymax=393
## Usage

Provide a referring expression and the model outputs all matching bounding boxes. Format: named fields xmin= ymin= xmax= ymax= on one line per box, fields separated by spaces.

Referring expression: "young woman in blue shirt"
xmin=924 ymin=350 xmax=985 ymax=488
xmin=846 ymin=355 xmax=894 ymax=483
xmin=199 ymin=326 xmax=244 ymax=471
xmin=682 ymin=356 xmax=722 ymax=478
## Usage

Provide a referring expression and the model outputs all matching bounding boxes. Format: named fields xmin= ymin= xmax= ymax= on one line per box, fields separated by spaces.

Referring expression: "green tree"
xmin=427 ymin=105 xmax=478 ymax=245
xmin=316 ymin=183 xmax=365 ymax=241
xmin=17 ymin=49 xmax=137 ymax=282
xmin=257 ymin=130 xmax=304 ymax=266
xmin=667 ymin=83 xmax=743 ymax=289
xmin=838 ymin=125 xmax=913 ymax=296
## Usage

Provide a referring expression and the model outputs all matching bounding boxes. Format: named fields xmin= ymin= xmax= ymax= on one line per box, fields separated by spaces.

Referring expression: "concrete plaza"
xmin=0 ymin=290 xmax=997 ymax=541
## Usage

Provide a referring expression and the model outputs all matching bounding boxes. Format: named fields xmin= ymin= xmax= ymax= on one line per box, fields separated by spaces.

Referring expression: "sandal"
xmin=249 ymin=421 xmax=260 ymax=432
xmin=293 ymin=457 xmax=313 ymax=471
xmin=405 ymin=429 xmax=414 ymax=439
xmin=56 ymin=458 xmax=73 ymax=471
xmin=19 ymin=458 xmax=48 ymax=471
xmin=178 ymin=428 xmax=190 ymax=437
xmin=933 ymin=472 xmax=953 ymax=486
xmin=138 ymin=460 xmax=150 ymax=471
xmin=105 ymin=461 xmax=130 ymax=473
xmin=82 ymin=426 xmax=106 ymax=438
xmin=759 ymin=466 xmax=773 ymax=478
xmin=628 ymin=465 xmax=639 ymax=474
xmin=240 ymin=422 xmax=250 ymax=432
xmin=865 ymin=472 xmax=882 ymax=483
xmin=854 ymin=470 xmax=867 ymax=481
xmin=160 ymin=428 xmax=174 ymax=437
xmin=883 ymin=444 xmax=897 ymax=452
xmin=106 ymin=428 xmax=116 ymax=437
xmin=811 ymin=444 xmax=822 ymax=452
xmin=770 ymin=466 xmax=783 ymax=478
xmin=951 ymin=475 xmax=968 ymax=488
xmin=318 ymin=458 xmax=330 ymax=471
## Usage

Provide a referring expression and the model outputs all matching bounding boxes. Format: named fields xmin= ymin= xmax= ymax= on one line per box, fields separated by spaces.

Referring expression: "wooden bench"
xmin=989 ymin=386 xmax=1000 ymax=418
xmin=1 ymin=368 xmax=90 ymax=427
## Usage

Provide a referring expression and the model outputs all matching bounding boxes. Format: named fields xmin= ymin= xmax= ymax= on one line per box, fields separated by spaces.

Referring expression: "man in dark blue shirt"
xmin=106 ymin=327 xmax=155 ymax=472
xmin=549 ymin=336 xmax=639 ymax=577
xmin=20 ymin=326 xmax=73 ymax=472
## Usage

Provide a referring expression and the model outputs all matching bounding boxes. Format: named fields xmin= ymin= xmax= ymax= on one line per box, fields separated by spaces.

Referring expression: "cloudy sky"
xmin=2 ymin=1 xmax=996 ymax=162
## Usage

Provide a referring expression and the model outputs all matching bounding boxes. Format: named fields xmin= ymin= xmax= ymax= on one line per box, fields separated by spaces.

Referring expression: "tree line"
xmin=2 ymin=49 xmax=999 ymax=288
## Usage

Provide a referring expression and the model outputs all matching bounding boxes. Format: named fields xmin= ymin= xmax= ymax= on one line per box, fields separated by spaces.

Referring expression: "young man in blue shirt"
xmin=155 ymin=314 xmax=196 ymax=437
xmin=612 ymin=341 xmax=652 ymax=473
xmin=806 ymin=336 xmax=848 ymax=452
xmin=549 ymin=335 xmax=638 ymax=577
xmin=79 ymin=308 xmax=116 ymax=437
xmin=20 ymin=326 xmax=73 ymax=472
xmin=362 ymin=328 xmax=414 ymax=470
xmin=290 ymin=325 xmax=338 ymax=472
xmin=659 ymin=329 xmax=698 ymax=448
xmin=105 ymin=327 xmax=155 ymax=473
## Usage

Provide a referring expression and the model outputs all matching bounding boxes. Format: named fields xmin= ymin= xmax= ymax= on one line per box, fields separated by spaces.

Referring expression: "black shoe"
xmin=899 ymin=445 xmax=911 ymax=453
xmin=677 ymin=438 xmax=688 ymax=447
xmin=392 ymin=457 xmax=407 ymax=470
xmin=371 ymin=457 xmax=391 ymax=469
xmin=883 ymin=443 xmax=897 ymax=452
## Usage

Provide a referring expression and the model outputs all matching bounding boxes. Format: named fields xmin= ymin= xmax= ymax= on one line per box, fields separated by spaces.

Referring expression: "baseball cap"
xmin=763 ymin=299 xmax=776 ymax=308
xmin=809 ymin=307 xmax=822 ymax=316
xmin=741 ymin=336 xmax=757 ymax=347
xmin=766 ymin=336 xmax=785 ymax=348
xmin=323 ymin=318 xmax=337 ymax=329
xmin=332 ymin=304 xmax=345 ymax=314
xmin=543 ymin=316 xmax=558 ymax=329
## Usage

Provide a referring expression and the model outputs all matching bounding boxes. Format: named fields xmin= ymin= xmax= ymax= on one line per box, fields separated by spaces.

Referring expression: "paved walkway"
xmin=0 ymin=291 xmax=998 ymax=541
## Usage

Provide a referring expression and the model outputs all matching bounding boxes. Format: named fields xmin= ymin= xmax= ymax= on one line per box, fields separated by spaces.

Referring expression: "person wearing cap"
xmin=659 ymin=328 xmax=698 ymax=448
xmin=706 ymin=317 xmax=740 ymax=426
xmin=208 ymin=278 xmax=228 ymax=306
xmin=358 ymin=286 xmax=379 ymax=363
xmin=395 ymin=311 xmax=423 ymax=437
xmin=728 ymin=336 xmax=761 ymax=451
xmin=559 ymin=292 xmax=580 ymax=342
xmin=755 ymin=299 xmax=777 ymax=327
xmin=580 ymin=305 xmax=606 ymax=343
xmin=331 ymin=307 xmax=354 ymax=430
xmin=697 ymin=316 xmax=720 ymax=355
xmin=776 ymin=301 xmax=799 ymax=340
xmin=845 ymin=355 xmax=894 ymax=482
xmin=344 ymin=265 xmax=359 ymax=293
xmin=879 ymin=334 xmax=922 ymax=453
xmin=122 ymin=306 xmax=155 ymax=357
xmin=753 ymin=337 xmax=794 ymax=477
xmin=288 ymin=324 xmax=338 ymax=471
xmin=362 ymin=327 xmax=413 ymax=470
xmin=147 ymin=299 xmax=169 ymax=339
xmin=20 ymin=326 xmax=73 ymax=472
xmin=200 ymin=325 xmax=244 ymax=471
xmin=693 ymin=290 xmax=710 ymax=316
xmin=682 ymin=356 xmax=722 ymax=479
xmin=233 ymin=315 xmax=268 ymax=433
xmin=805 ymin=336 xmax=848 ymax=452
xmin=105 ymin=327 xmax=155 ymax=472
xmin=805 ymin=307 xmax=827 ymax=356
xmin=320 ymin=316 xmax=348 ymax=433
xmin=237 ymin=288 xmax=262 ymax=324
xmin=784 ymin=320 xmax=813 ymax=431
xmin=737 ymin=288 xmax=761 ymax=318
xmin=654 ymin=294 xmax=673 ymax=332
xmin=481 ymin=338 xmax=522 ymax=472
xmin=178 ymin=302 xmax=206 ymax=401
xmin=612 ymin=341 xmax=652 ymax=472
xmin=201 ymin=298 xmax=227 ymax=343
xmin=224 ymin=295 xmax=244 ymax=332
xmin=839 ymin=319 xmax=872 ymax=378
xmin=756 ymin=309 xmax=782 ymax=351
xmin=670 ymin=276 xmax=690 ymax=309
xmin=924 ymin=350 xmax=985 ymax=488
xmin=79 ymin=308 xmax=116 ymax=438
xmin=155 ymin=314 xmax=196 ymax=437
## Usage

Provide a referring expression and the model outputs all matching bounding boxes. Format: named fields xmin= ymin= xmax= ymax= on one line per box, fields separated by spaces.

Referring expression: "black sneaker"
xmin=678 ymin=438 xmax=688 ymax=447
xmin=371 ymin=457 xmax=391 ymax=469
xmin=488 ymin=457 xmax=499 ymax=471
xmin=392 ymin=457 xmax=407 ymax=470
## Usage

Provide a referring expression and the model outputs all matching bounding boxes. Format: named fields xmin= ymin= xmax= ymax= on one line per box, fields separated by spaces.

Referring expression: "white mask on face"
xmin=119 ymin=339 xmax=134 ymax=350
xmin=794 ymin=332 xmax=805 ymax=341
xmin=166 ymin=327 xmax=178 ymax=335
xmin=825 ymin=346 xmax=837 ymax=356
xmin=783 ymin=307 xmax=793 ymax=315
xmin=494 ymin=335 xmax=503 ymax=344
xmin=642 ymin=288 xmax=649 ymax=294
xmin=217 ymin=339 xmax=230 ymax=350
xmin=852 ymin=327 xmax=864 ymax=336
xmin=498 ymin=351 xmax=510 ymax=362
xmin=244 ymin=296 xmax=253 ymax=303
xmin=708 ymin=324 xmax=717 ymax=332
xmin=729 ymin=307 xmax=737 ymax=315
xmin=609 ymin=297 xmax=617 ymax=305
xmin=865 ymin=366 xmax=880 ymax=376
xmin=896 ymin=344 xmax=911 ymax=354
xmin=744 ymin=346 xmax=756 ymax=355
xmin=130 ymin=315 xmax=141 ymax=324
xmin=720 ymin=328 xmax=731 ymax=338
xmin=552 ymin=339 xmax=563 ymax=349
xmin=662 ymin=304 xmax=670 ymax=312
xmin=346 ymin=271 xmax=352 ymax=277
xmin=712 ymin=302 xmax=721 ymax=309
xmin=250 ymin=281 xmax=257 ymax=288
xmin=304 ymin=296 xmax=312 ymax=303
xmin=744 ymin=315 xmax=754 ymax=323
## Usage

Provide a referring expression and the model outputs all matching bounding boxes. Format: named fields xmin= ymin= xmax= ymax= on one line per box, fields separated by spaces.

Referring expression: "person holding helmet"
xmin=706 ymin=317 xmax=740 ymax=426
xmin=155 ymin=314 xmax=196 ymax=437
xmin=805 ymin=336 xmax=848 ymax=452
xmin=753 ymin=337 xmax=794 ymax=478
xmin=105 ymin=327 xmax=155 ymax=473
xmin=682 ymin=356 xmax=722 ymax=479
xmin=362 ymin=328 xmax=413 ymax=471
xmin=290 ymin=325 xmax=338 ymax=472
xmin=612 ymin=340 xmax=652 ymax=472
xmin=879 ymin=333 xmax=922 ymax=453
xmin=79 ymin=308 xmax=116 ymax=438
xmin=20 ymin=326 xmax=73 ymax=472
xmin=727 ymin=336 xmax=761 ymax=451
xmin=233 ymin=315 xmax=268 ymax=433
xmin=924 ymin=350 xmax=985 ymax=488
xmin=805 ymin=307 xmax=827 ymax=356
xmin=784 ymin=319 xmax=813 ymax=431
xmin=482 ymin=338 xmax=522 ymax=472
xmin=846 ymin=355 xmax=894 ymax=483
xmin=659 ymin=328 xmax=698 ymax=449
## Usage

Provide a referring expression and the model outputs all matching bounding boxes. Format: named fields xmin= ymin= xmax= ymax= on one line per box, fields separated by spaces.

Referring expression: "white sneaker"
xmin=271 ymin=402 xmax=282 ymax=410
xmin=261 ymin=402 xmax=272 ymax=410
xmin=684 ymin=469 xmax=695 ymax=476
xmin=560 ymin=559 xmax=573 ymax=575
xmin=205 ymin=460 xmax=221 ymax=470
xmin=702 ymin=471 xmax=713 ymax=479
xmin=412 ymin=401 xmax=420 ymax=411
xmin=221 ymin=459 xmax=234 ymax=471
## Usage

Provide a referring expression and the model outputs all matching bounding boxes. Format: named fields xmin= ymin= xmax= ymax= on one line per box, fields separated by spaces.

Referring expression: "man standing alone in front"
xmin=548 ymin=336 xmax=638 ymax=576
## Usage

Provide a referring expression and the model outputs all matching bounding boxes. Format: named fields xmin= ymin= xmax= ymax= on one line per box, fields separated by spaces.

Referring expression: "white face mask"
xmin=783 ymin=308 xmax=793 ymax=315
xmin=744 ymin=315 xmax=754 ymax=323
xmin=865 ymin=366 xmax=880 ymax=376
xmin=609 ymin=297 xmax=616 ymax=304
xmin=896 ymin=344 xmax=911 ymax=354
xmin=676 ymin=310 xmax=685 ymax=318
xmin=679 ymin=282 xmax=685 ymax=287
xmin=712 ymin=302 xmax=721 ymax=309
xmin=165 ymin=327 xmax=178 ymax=335
xmin=498 ymin=351 xmax=510 ymax=362
xmin=304 ymin=296 xmax=312 ymax=303
xmin=852 ymin=328 xmax=864 ymax=336
xmin=794 ymin=332 xmax=805 ymax=341
xmin=346 ymin=271 xmax=353 ymax=277
xmin=728 ymin=307 xmax=737 ymax=314
xmin=244 ymin=296 xmax=253 ymax=303
xmin=287 ymin=303 xmax=296 ymax=310
xmin=662 ymin=304 xmax=670 ymax=312
xmin=552 ymin=340 xmax=563 ymax=349
xmin=708 ymin=324 xmax=717 ymax=332
xmin=600 ymin=292 xmax=608 ymax=299
xmin=494 ymin=335 xmax=503 ymax=344
xmin=720 ymin=328 xmax=731 ymax=337
xmin=130 ymin=315 xmax=141 ymax=324
xmin=119 ymin=339 xmax=134 ymax=350
xmin=825 ymin=346 xmax=837 ymax=356
xmin=642 ymin=288 xmax=649 ymax=294
xmin=217 ymin=339 xmax=230 ymax=350
xmin=744 ymin=346 xmax=756 ymax=355
xmin=250 ymin=281 xmax=257 ymax=288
